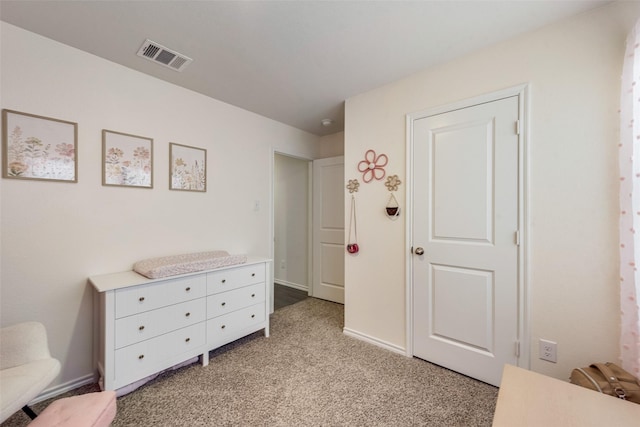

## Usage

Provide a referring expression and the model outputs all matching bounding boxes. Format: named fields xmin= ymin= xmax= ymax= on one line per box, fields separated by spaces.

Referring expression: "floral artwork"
xmin=2 ymin=109 xmax=78 ymax=182
xmin=357 ymin=149 xmax=388 ymax=183
xmin=385 ymin=174 xmax=402 ymax=192
xmin=170 ymin=143 xmax=206 ymax=192
xmin=346 ymin=179 xmax=360 ymax=193
xmin=102 ymin=130 xmax=153 ymax=188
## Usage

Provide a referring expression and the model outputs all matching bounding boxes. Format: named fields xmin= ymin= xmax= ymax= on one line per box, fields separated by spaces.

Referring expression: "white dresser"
xmin=89 ymin=258 xmax=271 ymax=391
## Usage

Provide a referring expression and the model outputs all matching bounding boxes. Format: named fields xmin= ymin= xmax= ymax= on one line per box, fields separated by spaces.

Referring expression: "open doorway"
xmin=273 ymin=153 xmax=312 ymax=310
xmin=271 ymin=150 xmax=345 ymax=312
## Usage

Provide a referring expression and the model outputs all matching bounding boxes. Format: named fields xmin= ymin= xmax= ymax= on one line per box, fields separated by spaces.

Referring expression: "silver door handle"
xmin=414 ymin=247 xmax=424 ymax=256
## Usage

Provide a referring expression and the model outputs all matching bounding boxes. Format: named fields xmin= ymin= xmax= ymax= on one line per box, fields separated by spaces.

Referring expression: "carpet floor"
xmin=2 ymin=297 xmax=498 ymax=426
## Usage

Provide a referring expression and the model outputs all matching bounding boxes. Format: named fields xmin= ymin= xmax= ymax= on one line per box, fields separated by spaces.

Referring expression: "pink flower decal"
xmin=357 ymin=149 xmax=388 ymax=183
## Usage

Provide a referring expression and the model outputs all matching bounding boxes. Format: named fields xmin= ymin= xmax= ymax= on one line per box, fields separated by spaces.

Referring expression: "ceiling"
xmin=0 ymin=0 xmax=609 ymax=136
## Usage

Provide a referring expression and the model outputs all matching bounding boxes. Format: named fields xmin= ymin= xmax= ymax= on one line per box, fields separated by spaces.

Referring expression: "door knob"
xmin=414 ymin=247 xmax=425 ymax=256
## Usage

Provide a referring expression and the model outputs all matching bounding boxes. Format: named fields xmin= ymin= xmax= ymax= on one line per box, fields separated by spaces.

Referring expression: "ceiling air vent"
xmin=136 ymin=39 xmax=192 ymax=72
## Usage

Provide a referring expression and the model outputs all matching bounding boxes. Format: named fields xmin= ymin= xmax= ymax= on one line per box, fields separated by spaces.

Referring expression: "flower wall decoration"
xmin=172 ymin=157 xmax=204 ymax=190
xmin=169 ymin=142 xmax=207 ymax=192
xmin=170 ymin=143 xmax=206 ymax=192
xmin=2 ymin=109 xmax=78 ymax=182
xmin=385 ymin=175 xmax=402 ymax=192
xmin=102 ymin=129 xmax=153 ymax=188
xmin=357 ymin=149 xmax=388 ymax=183
xmin=346 ymin=179 xmax=360 ymax=193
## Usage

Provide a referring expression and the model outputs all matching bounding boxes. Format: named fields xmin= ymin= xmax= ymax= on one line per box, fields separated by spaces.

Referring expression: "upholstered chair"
xmin=0 ymin=321 xmax=61 ymax=422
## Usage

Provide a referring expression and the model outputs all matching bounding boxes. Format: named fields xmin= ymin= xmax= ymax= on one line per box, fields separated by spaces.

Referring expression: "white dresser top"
xmin=89 ymin=257 xmax=271 ymax=292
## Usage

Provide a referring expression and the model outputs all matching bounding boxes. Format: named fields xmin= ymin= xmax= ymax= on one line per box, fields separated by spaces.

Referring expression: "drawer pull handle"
xmin=185 ymin=312 xmax=191 ymax=317
xmin=221 ymin=279 xmax=226 ymax=283
xmin=138 ymin=354 xmax=144 ymax=360
xmin=139 ymin=297 xmax=145 ymax=302
xmin=139 ymin=325 xmax=145 ymax=331
xmin=251 ymin=314 xmax=255 ymax=318
xmin=221 ymin=302 xmax=226 ymax=306
xmin=251 ymin=293 xmax=255 ymax=298
xmin=185 ymin=287 xmax=191 ymax=292
xmin=185 ymin=338 xmax=190 ymax=343
xmin=221 ymin=325 xmax=226 ymax=329
xmin=251 ymin=273 xmax=255 ymax=277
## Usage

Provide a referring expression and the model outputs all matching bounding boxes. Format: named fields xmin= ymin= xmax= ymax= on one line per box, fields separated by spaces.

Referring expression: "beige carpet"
xmin=2 ymin=298 xmax=498 ymax=426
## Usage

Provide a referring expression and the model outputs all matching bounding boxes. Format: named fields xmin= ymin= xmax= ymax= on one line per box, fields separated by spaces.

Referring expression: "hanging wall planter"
xmin=386 ymin=193 xmax=400 ymax=220
xmin=384 ymin=174 xmax=402 ymax=220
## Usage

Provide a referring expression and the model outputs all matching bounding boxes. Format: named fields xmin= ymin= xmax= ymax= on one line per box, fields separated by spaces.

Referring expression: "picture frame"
xmin=102 ymin=130 xmax=153 ymax=188
xmin=2 ymin=109 xmax=78 ymax=182
xmin=169 ymin=142 xmax=206 ymax=192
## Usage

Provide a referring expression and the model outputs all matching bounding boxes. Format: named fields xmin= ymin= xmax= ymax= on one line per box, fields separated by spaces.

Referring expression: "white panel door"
xmin=312 ymin=156 xmax=345 ymax=304
xmin=412 ymin=96 xmax=519 ymax=386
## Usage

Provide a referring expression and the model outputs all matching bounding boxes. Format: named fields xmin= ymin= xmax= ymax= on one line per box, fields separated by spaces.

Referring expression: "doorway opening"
xmin=273 ymin=152 xmax=312 ymax=311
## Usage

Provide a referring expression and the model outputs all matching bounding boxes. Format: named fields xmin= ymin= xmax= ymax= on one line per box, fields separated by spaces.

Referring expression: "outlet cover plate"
xmin=539 ymin=339 xmax=557 ymax=363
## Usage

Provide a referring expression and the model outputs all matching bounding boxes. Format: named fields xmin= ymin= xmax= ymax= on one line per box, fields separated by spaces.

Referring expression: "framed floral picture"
xmin=102 ymin=130 xmax=153 ymax=188
xmin=2 ymin=109 xmax=78 ymax=182
xmin=169 ymin=143 xmax=206 ymax=192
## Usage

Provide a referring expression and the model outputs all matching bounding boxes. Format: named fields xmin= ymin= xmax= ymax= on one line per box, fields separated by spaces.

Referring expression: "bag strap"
xmin=575 ymin=368 xmax=603 ymax=393
xmin=592 ymin=363 xmax=628 ymax=400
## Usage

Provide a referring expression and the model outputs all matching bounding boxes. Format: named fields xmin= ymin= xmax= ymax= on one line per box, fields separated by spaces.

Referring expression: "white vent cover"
xmin=136 ymin=39 xmax=192 ymax=72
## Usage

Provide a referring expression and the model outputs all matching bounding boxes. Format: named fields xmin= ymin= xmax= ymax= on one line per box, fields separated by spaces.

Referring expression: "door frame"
xmin=404 ymin=84 xmax=530 ymax=370
xmin=270 ymin=149 xmax=313 ymax=314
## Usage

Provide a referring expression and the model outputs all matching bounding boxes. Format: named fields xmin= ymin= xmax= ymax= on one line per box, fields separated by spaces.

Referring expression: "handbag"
xmin=570 ymin=362 xmax=640 ymax=404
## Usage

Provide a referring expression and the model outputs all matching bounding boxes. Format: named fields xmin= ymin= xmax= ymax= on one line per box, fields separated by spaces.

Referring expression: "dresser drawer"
xmin=115 ymin=275 xmax=206 ymax=318
xmin=114 ymin=322 xmax=205 ymax=387
xmin=206 ymin=283 xmax=265 ymax=319
xmin=207 ymin=263 xmax=265 ymax=294
xmin=206 ymin=303 xmax=265 ymax=342
xmin=115 ymin=298 xmax=206 ymax=349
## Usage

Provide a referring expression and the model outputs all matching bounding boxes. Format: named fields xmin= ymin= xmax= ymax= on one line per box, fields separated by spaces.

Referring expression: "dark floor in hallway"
xmin=274 ymin=283 xmax=308 ymax=310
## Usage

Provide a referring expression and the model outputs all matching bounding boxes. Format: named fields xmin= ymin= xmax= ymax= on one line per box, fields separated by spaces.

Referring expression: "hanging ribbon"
xmin=347 ymin=195 xmax=359 ymax=254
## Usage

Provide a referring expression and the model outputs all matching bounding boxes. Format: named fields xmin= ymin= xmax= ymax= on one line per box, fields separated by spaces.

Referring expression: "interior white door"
xmin=312 ymin=156 xmax=345 ymax=304
xmin=412 ymin=96 xmax=519 ymax=386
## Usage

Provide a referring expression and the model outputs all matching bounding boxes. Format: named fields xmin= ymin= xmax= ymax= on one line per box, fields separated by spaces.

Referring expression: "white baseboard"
xmin=274 ymin=280 xmax=308 ymax=292
xmin=31 ymin=372 xmax=97 ymax=404
xmin=342 ymin=327 xmax=406 ymax=356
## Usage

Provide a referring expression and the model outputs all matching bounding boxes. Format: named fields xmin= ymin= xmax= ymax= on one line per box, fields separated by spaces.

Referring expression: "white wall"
xmin=0 ymin=22 xmax=320 ymax=391
xmin=344 ymin=1 xmax=640 ymax=380
xmin=274 ymin=154 xmax=310 ymax=290
xmin=319 ymin=131 xmax=345 ymax=158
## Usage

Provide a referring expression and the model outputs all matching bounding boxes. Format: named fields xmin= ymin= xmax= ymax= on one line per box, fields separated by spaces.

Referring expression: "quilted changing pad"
xmin=133 ymin=250 xmax=247 ymax=279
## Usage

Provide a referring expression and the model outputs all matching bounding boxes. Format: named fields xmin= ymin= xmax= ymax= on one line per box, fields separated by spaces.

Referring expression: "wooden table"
xmin=493 ymin=364 xmax=640 ymax=426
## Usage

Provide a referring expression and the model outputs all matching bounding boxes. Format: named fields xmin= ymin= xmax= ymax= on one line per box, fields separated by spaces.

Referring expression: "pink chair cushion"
xmin=29 ymin=391 xmax=116 ymax=427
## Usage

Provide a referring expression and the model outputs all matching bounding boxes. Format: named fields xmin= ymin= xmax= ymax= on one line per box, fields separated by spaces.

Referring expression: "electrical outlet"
xmin=539 ymin=339 xmax=557 ymax=363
